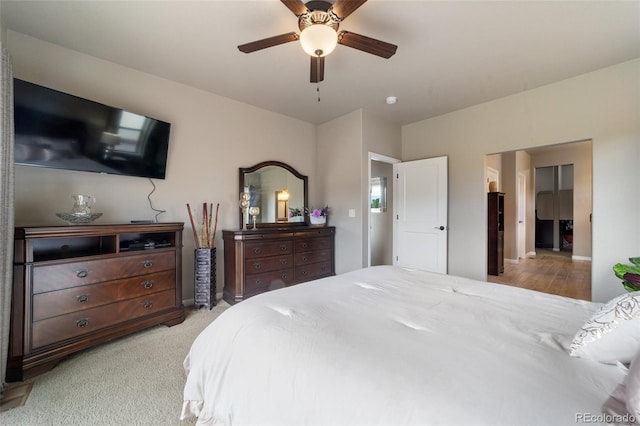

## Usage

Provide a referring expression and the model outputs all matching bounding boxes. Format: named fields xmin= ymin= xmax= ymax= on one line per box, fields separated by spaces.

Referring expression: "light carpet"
xmin=0 ymin=302 xmax=229 ymax=425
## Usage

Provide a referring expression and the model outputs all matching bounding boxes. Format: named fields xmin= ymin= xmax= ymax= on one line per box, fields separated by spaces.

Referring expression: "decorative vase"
xmin=310 ymin=215 xmax=326 ymax=226
xmin=288 ymin=216 xmax=304 ymax=222
xmin=194 ymin=247 xmax=216 ymax=310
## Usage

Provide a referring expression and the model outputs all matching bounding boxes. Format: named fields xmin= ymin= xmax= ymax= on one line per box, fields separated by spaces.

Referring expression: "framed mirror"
xmin=239 ymin=161 xmax=308 ymax=228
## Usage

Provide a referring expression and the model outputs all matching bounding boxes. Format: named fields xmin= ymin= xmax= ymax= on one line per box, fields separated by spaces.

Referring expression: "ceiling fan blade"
xmin=238 ymin=33 xmax=299 ymax=53
xmin=310 ymin=56 xmax=325 ymax=83
xmin=281 ymin=0 xmax=308 ymax=17
xmin=331 ymin=0 xmax=367 ymax=20
xmin=337 ymin=31 xmax=397 ymax=59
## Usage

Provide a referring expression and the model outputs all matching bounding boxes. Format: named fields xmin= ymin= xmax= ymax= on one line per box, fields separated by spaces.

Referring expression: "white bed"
xmin=181 ymin=265 xmax=630 ymax=425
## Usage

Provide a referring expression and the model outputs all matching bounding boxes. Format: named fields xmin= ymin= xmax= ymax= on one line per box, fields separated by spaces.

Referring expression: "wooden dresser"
xmin=8 ymin=222 xmax=185 ymax=381
xmin=223 ymin=227 xmax=335 ymax=304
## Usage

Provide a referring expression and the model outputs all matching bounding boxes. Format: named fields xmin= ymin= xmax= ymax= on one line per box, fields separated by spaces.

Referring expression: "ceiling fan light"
xmin=300 ymin=24 xmax=338 ymax=57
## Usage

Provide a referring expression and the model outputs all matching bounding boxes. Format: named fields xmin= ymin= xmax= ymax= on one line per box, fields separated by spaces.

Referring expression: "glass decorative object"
xmin=249 ymin=206 xmax=260 ymax=230
xmin=239 ymin=191 xmax=251 ymax=229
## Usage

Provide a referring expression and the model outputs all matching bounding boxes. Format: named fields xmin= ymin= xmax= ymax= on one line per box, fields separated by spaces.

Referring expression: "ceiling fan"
xmin=237 ymin=0 xmax=398 ymax=83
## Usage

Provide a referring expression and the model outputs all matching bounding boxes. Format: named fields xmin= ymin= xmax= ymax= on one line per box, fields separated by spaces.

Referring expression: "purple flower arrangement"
xmin=306 ymin=206 xmax=329 ymax=217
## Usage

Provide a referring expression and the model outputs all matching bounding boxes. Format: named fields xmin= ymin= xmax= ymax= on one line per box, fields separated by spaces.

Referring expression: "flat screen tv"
xmin=13 ymin=78 xmax=171 ymax=179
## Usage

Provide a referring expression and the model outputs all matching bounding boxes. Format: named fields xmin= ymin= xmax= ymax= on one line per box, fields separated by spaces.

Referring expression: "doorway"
xmin=367 ymin=153 xmax=400 ymax=267
xmin=485 ymin=140 xmax=592 ymax=300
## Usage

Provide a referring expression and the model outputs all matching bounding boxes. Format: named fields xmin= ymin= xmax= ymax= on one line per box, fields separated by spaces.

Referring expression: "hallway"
xmin=487 ymin=250 xmax=591 ymax=301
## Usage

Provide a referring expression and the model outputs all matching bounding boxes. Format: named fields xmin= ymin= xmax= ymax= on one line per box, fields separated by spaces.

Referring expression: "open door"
xmin=393 ymin=156 xmax=448 ymax=273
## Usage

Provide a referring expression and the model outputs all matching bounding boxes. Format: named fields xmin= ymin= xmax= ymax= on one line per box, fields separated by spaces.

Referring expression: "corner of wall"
xmin=0 ymin=4 xmax=6 ymax=45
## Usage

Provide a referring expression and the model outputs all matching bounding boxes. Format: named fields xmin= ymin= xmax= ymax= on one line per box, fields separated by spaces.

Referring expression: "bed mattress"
xmin=182 ymin=265 xmax=625 ymax=425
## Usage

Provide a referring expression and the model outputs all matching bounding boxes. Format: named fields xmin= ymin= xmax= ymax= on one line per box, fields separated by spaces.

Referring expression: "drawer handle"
xmin=254 ymin=263 xmax=262 ymax=270
xmin=302 ymin=256 xmax=308 ymax=262
xmin=76 ymin=294 xmax=89 ymax=304
xmin=254 ymin=278 xmax=262 ymax=285
xmin=76 ymin=318 xmax=89 ymax=328
xmin=281 ymin=272 xmax=288 ymax=279
xmin=75 ymin=270 xmax=89 ymax=278
xmin=143 ymin=301 xmax=153 ymax=310
xmin=301 ymin=271 xmax=308 ymax=276
xmin=253 ymin=247 xmax=262 ymax=254
xmin=142 ymin=280 xmax=154 ymax=289
xmin=301 ymin=243 xmax=308 ymax=248
xmin=142 ymin=260 xmax=153 ymax=268
xmin=280 ymin=259 xmax=288 ymax=265
xmin=280 ymin=246 xmax=287 ymax=251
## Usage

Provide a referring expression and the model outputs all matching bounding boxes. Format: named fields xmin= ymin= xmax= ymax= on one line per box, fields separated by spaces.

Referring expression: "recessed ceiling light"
xmin=385 ymin=96 xmax=398 ymax=105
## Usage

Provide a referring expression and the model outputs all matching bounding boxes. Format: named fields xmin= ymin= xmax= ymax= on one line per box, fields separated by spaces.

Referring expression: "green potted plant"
xmin=613 ymin=257 xmax=640 ymax=292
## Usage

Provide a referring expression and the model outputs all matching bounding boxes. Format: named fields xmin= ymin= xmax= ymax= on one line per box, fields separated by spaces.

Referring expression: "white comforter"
xmin=182 ymin=266 xmax=626 ymax=425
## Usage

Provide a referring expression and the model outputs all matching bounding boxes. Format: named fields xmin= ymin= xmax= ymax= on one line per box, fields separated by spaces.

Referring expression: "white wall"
xmin=501 ymin=151 xmax=517 ymax=261
xmin=362 ymin=111 xmax=401 ymax=267
xmin=8 ymin=31 xmax=318 ymax=302
xmin=317 ymin=110 xmax=363 ymax=274
xmin=402 ymin=59 xmax=640 ymax=302
xmin=315 ymin=109 xmax=401 ymax=274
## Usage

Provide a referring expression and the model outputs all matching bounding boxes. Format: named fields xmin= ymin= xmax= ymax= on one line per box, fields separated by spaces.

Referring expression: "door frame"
xmin=367 ymin=152 xmax=401 ymax=267
xmin=517 ymin=172 xmax=527 ymax=260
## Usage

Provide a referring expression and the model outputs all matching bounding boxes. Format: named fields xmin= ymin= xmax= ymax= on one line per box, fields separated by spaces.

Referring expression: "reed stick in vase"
xmin=202 ymin=202 xmax=208 ymax=248
xmin=211 ymin=203 xmax=220 ymax=248
xmin=186 ymin=203 xmax=200 ymax=249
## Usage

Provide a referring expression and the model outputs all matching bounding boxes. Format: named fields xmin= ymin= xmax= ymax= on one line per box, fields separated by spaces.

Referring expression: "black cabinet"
xmin=488 ymin=192 xmax=504 ymax=275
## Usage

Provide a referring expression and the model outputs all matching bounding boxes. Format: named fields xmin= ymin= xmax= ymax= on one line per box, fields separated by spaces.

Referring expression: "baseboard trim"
xmin=572 ymin=255 xmax=592 ymax=262
xmin=527 ymin=251 xmax=537 ymax=258
xmin=505 ymin=258 xmax=519 ymax=264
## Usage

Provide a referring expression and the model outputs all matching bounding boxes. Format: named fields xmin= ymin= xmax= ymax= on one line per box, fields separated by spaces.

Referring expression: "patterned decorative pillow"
xmin=569 ymin=292 xmax=640 ymax=364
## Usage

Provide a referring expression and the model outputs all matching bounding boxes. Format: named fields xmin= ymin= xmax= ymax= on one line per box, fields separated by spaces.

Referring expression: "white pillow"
xmin=570 ymin=292 xmax=640 ymax=364
xmin=626 ymin=349 xmax=640 ymax=419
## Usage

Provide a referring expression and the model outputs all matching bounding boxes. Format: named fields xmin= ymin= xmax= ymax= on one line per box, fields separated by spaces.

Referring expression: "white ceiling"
xmin=2 ymin=0 xmax=639 ymax=125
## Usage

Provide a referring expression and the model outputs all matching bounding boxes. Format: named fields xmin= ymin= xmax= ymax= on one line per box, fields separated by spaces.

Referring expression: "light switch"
xmin=349 ymin=209 xmax=356 ymax=217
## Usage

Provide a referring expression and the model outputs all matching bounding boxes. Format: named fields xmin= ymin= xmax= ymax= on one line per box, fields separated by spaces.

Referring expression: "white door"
xmin=517 ymin=173 xmax=526 ymax=260
xmin=393 ymin=156 xmax=448 ymax=273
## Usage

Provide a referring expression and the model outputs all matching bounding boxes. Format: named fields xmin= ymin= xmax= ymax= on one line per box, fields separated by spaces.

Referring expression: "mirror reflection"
xmin=240 ymin=161 xmax=307 ymax=228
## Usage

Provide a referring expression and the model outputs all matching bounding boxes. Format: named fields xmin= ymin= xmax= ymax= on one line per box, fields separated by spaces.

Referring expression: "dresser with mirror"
xmin=223 ymin=161 xmax=335 ymax=304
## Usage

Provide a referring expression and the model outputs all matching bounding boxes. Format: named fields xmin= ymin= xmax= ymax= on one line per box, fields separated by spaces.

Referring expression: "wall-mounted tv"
xmin=13 ymin=78 xmax=171 ymax=179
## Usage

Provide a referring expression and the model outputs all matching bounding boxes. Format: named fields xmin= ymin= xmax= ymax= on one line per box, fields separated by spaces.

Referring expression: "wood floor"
xmin=486 ymin=249 xmax=591 ymax=301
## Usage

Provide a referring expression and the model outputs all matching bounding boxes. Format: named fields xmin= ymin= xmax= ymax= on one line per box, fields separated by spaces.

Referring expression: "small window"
xmin=370 ymin=177 xmax=387 ymax=213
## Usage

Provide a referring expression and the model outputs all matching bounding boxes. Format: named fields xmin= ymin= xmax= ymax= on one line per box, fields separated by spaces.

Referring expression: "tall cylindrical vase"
xmin=194 ymin=247 xmax=216 ymax=310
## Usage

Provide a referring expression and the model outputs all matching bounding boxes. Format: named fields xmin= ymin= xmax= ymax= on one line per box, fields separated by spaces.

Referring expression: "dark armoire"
xmin=487 ymin=192 xmax=505 ymax=275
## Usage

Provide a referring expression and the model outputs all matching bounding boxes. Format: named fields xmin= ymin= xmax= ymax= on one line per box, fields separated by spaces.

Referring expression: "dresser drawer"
xmin=33 ymin=251 xmax=175 ymax=293
xmin=295 ymin=237 xmax=331 ymax=253
xmin=244 ymin=241 xmax=292 ymax=259
xmin=32 ymin=289 xmax=176 ymax=349
xmin=33 ymin=270 xmax=176 ymax=321
xmin=245 ymin=269 xmax=294 ymax=294
xmin=294 ymin=261 xmax=332 ymax=281
xmin=245 ymin=255 xmax=293 ymax=274
xmin=295 ymin=250 xmax=331 ymax=266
